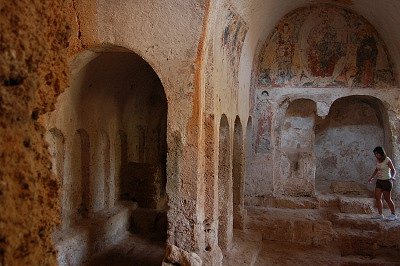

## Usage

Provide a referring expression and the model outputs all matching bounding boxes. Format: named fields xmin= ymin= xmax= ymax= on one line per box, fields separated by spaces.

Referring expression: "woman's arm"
xmin=368 ymin=168 xmax=378 ymax=183
xmin=388 ymin=160 xmax=396 ymax=180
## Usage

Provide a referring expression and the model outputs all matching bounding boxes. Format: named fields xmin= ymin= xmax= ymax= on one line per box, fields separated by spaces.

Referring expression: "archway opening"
xmin=233 ymin=116 xmax=245 ymax=229
xmin=218 ymin=114 xmax=232 ymax=251
xmin=244 ymin=116 xmax=254 ymax=204
xmin=245 ymin=116 xmax=253 ymax=160
xmin=48 ymin=49 xmax=167 ymax=264
xmin=315 ymin=96 xmax=388 ymax=197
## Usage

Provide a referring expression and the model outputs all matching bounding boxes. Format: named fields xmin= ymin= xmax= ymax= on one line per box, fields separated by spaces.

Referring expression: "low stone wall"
xmin=245 ymin=202 xmax=400 ymax=258
xmin=54 ymin=202 xmax=136 ymax=265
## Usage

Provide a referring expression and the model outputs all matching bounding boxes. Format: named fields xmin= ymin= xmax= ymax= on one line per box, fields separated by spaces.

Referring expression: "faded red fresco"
xmin=258 ymin=5 xmax=395 ymax=88
xmin=222 ymin=8 xmax=248 ymax=81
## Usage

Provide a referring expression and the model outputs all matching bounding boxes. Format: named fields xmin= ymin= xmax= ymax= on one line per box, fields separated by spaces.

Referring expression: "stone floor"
xmin=86 ymin=229 xmax=400 ymax=266
xmin=255 ymin=240 xmax=400 ymax=265
xmin=85 ymin=233 xmax=165 ymax=266
xmin=224 ymin=229 xmax=400 ymax=265
xmin=85 ymin=196 xmax=400 ymax=265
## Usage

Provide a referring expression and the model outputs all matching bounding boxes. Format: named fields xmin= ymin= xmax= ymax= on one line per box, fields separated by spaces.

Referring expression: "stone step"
xmin=54 ymin=202 xmax=137 ymax=266
xmin=332 ymin=212 xmax=400 ymax=256
xmin=254 ymin=240 xmax=400 ymax=266
xmin=332 ymin=212 xmax=398 ymax=231
xmin=246 ymin=206 xmax=333 ymax=246
xmin=317 ymin=194 xmax=376 ymax=214
xmin=338 ymin=196 xmax=375 ymax=214
xmin=245 ymin=196 xmax=319 ymax=209
xmin=245 ymin=206 xmax=400 ymax=254
xmin=335 ymin=228 xmax=400 ymax=258
xmin=246 ymin=195 xmax=377 ymax=215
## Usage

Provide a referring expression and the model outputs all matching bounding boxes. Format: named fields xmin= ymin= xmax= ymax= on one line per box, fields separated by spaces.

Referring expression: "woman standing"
xmin=368 ymin=146 xmax=397 ymax=220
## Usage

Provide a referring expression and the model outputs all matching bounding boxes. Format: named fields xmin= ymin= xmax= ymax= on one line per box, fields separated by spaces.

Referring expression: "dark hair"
xmin=373 ymin=146 xmax=386 ymax=159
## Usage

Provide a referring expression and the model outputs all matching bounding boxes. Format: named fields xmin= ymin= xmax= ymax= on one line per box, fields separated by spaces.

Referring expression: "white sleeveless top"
xmin=376 ymin=157 xmax=392 ymax=180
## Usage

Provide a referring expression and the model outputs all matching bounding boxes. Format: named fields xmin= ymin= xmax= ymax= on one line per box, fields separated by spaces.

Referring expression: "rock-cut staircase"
xmin=228 ymin=195 xmax=400 ymax=265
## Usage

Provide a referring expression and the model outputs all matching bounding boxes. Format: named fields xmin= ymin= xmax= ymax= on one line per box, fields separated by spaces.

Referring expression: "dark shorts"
xmin=376 ymin=179 xmax=393 ymax=192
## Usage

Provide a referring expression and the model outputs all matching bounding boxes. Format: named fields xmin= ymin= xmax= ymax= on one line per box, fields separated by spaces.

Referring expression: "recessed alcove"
xmin=315 ymin=96 xmax=388 ymax=197
xmin=48 ymin=48 xmax=168 ymax=265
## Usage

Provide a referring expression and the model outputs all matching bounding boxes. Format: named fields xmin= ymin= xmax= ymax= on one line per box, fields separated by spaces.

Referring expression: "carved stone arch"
xmin=45 ymin=128 xmax=65 ymax=180
xmin=54 ymin=43 xmax=169 ymax=265
xmin=218 ymin=114 xmax=232 ymax=251
xmin=69 ymin=46 xmax=168 ymax=211
xmin=245 ymin=116 xmax=253 ymax=159
xmin=315 ymin=95 xmax=389 ymax=196
xmin=244 ymin=116 xmax=253 ymax=205
xmin=45 ymin=128 xmax=67 ymax=228
xmin=114 ymin=130 xmax=128 ymax=203
xmin=93 ymin=130 xmax=111 ymax=210
xmin=233 ymin=116 xmax=245 ymax=229
xmin=71 ymin=128 xmax=90 ymax=220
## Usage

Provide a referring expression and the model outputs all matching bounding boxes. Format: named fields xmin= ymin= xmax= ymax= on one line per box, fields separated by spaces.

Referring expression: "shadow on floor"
xmin=85 ymin=233 xmax=165 ymax=266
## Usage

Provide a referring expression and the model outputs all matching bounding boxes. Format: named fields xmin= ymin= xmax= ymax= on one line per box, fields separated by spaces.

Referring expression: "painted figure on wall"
xmin=254 ymin=90 xmax=271 ymax=154
xmin=307 ymin=27 xmax=346 ymax=78
xmin=222 ymin=8 xmax=248 ymax=81
xmin=276 ymin=23 xmax=295 ymax=84
xmin=258 ymin=5 xmax=395 ymax=88
xmin=354 ymin=36 xmax=378 ymax=87
xmin=259 ymin=21 xmax=297 ymax=86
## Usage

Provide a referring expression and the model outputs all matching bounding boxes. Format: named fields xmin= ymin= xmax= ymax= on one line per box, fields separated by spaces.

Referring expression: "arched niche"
xmin=233 ymin=116 xmax=245 ymax=229
xmin=92 ymin=130 xmax=111 ymax=210
xmin=244 ymin=116 xmax=254 ymax=204
xmin=114 ymin=130 xmax=128 ymax=205
xmin=45 ymin=128 xmax=66 ymax=227
xmin=71 ymin=129 xmax=90 ymax=222
xmin=315 ymin=96 xmax=389 ymax=196
xmin=280 ymin=99 xmax=317 ymax=196
xmin=218 ymin=114 xmax=232 ymax=251
xmin=69 ymin=48 xmax=168 ymax=211
xmin=53 ymin=45 xmax=168 ymax=237
xmin=245 ymin=116 xmax=253 ymax=159
xmin=51 ymin=47 xmax=168 ymax=265
xmin=45 ymin=128 xmax=65 ymax=180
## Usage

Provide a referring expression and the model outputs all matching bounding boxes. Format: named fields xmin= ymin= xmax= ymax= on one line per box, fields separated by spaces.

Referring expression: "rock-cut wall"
xmin=0 ymin=1 xmax=69 ymax=265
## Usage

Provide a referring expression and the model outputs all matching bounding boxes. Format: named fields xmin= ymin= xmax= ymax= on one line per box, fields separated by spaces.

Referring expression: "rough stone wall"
xmin=0 ymin=1 xmax=69 ymax=265
xmin=280 ymin=99 xmax=316 ymax=196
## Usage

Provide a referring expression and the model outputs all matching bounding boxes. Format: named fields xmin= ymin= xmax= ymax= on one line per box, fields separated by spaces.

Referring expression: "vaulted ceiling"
xmin=234 ymin=0 xmax=400 ymax=89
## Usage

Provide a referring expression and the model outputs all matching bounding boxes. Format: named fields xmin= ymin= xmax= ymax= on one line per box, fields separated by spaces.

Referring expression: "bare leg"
xmin=383 ymin=190 xmax=396 ymax=214
xmin=375 ymin=188 xmax=384 ymax=214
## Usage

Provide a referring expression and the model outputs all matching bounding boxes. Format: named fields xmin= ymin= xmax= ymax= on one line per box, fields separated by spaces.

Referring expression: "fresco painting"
xmin=258 ymin=5 xmax=395 ymax=88
xmin=254 ymin=90 xmax=272 ymax=154
xmin=222 ymin=8 xmax=248 ymax=80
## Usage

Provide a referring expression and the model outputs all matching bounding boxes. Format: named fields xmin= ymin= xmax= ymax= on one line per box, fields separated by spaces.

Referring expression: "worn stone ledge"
xmin=54 ymin=202 xmax=137 ymax=265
